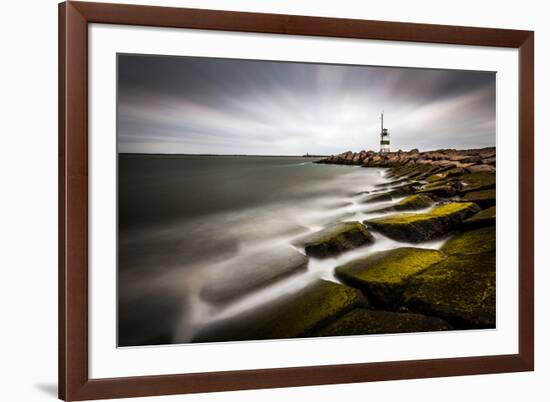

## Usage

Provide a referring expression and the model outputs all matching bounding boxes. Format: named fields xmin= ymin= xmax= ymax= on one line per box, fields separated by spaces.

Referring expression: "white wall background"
xmin=0 ymin=0 xmax=545 ymax=401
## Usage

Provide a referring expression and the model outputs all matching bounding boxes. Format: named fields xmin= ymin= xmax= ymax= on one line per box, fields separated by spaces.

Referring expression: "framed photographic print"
xmin=59 ymin=1 xmax=534 ymax=400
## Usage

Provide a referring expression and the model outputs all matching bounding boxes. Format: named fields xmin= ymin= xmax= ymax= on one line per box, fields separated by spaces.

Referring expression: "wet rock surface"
xmin=335 ymin=247 xmax=445 ymax=309
xmin=403 ymin=252 xmax=496 ymax=328
xmin=295 ymin=221 xmax=375 ymax=258
xmin=441 ymin=225 xmax=496 ymax=255
xmin=364 ymin=202 xmax=480 ymax=242
xmin=192 ymin=280 xmax=364 ymax=342
xmin=462 ymin=206 xmax=496 ymax=229
xmin=313 ymin=308 xmax=451 ymax=336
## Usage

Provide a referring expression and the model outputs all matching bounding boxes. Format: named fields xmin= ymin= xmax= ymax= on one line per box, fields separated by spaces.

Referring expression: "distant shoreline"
xmin=118 ymin=153 xmax=328 ymax=158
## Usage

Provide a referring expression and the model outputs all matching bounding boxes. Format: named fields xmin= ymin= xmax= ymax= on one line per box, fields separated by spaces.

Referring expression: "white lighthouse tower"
xmin=379 ymin=112 xmax=390 ymax=154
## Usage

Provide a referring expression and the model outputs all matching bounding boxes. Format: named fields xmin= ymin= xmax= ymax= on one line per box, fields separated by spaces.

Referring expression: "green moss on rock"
xmin=441 ymin=226 xmax=496 ymax=255
xmin=403 ymin=252 xmax=496 ymax=328
xmin=417 ymin=179 xmax=459 ymax=197
xmin=462 ymin=189 xmax=496 ymax=208
xmin=297 ymin=222 xmax=375 ymax=258
xmin=335 ymin=247 xmax=445 ymax=309
xmin=361 ymin=192 xmax=393 ymax=204
xmin=386 ymin=182 xmax=422 ymax=197
xmin=393 ymin=194 xmax=434 ymax=210
xmin=463 ymin=206 xmax=496 ymax=229
xmin=460 ymin=172 xmax=496 ymax=193
xmin=426 ymin=168 xmax=464 ymax=183
xmin=313 ymin=308 xmax=451 ymax=337
xmin=364 ymin=202 xmax=480 ymax=242
xmin=192 ymin=280 xmax=363 ymax=342
xmin=365 ymin=194 xmax=434 ymax=214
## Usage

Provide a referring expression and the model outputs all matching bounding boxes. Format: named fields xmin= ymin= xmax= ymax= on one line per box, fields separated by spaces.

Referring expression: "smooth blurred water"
xmin=117 ymin=155 xmax=441 ymax=346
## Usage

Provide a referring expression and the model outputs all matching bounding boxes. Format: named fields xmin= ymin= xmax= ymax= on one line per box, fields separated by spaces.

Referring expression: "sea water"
xmin=118 ymin=155 xmax=444 ymax=346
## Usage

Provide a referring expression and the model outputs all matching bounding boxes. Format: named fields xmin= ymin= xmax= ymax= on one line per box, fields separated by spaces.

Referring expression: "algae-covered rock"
xmin=417 ymin=179 xmax=460 ymax=197
xmin=441 ymin=225 xmax=496 ymax=255
xmin=335 ymin=247 xmax=445 ymax=309
xmin=425 ymin=168 xmax=464 ymax=183
xmin=192 ymin=280 xmax=363 ymax=342
xmin=200 ymin=246 xmax=308 ymax=302
xmin=297 ymin=222 xmax=375 ymax=258
xmin=460 ymin=172 xmax=496 ymax=193
xmin=364 ymin=202 xmax=480 ymax=242
xmin=403 ymin=252 xmax=496 ymax=328
xmin=463 ymin=206 xmax=496 ymax=229
xmin=364 ymin=194 xmax=433 ymax=214
xmin=462 ymin=189 xmax=496 ymax=208
xmin=392 ymin=194 xmax=434 ymax=211
xmin=360 ymin=192 xmax=393 ymax=204
xmin=313 ymin=308 xmax=451 ymax=337
xmin=386 ymin=182 xmax=422 ymax=197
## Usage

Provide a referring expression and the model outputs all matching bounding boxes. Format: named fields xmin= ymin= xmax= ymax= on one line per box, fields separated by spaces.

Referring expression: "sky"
xmin=118 ymin=54 xmax=496 ymax=155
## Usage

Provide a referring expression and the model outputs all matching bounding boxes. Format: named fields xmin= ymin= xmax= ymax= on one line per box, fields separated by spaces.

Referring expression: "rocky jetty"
xmin=316 ymin=147 xmax=496 ymax=173
xmin=194 ymin=147 xmax=496 ymax=342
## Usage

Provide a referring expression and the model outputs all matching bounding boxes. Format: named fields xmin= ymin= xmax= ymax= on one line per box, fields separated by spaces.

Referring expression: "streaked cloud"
xmin=118 ymin=54 xmax=495 ymax=154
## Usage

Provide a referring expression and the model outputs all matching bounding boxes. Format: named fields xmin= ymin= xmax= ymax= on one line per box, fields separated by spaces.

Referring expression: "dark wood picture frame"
xmin=59 ymin=1 xmax=534 ymax=400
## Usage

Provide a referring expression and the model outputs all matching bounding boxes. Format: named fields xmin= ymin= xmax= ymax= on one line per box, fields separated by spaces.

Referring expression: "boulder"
xmin=360 ymin=192 xmax=393 ymax=204
xmin=403 ymin=252 xmax=496 ymax=329
xmin=365 ymin=194 xmax=434 ymax=214
xmin=425 ymin=167 xmax=464 ymax=183
xmin=313 ymin=308 xmax=451 ymax=336
xmin=200 ymin=245 xmax=308 ymax=303
xmin=441 ymin=225 xmax=496 ymax=255
xmin=374 ymin=177 xmax=409 ymax=188
xmin=335 ymin=247 xmax=445 ymax=309
xmin=462 ymin=189 xmax=496 ymax=208
xmin=192 ymin=280 xmax=363 ymax=342
xmin=296 ymin=222 xmax=375 ymax=258
xmin=364 ymin=202 xmax=480 ymax=242
xmin=462 ymin=206 xmax=496 ymax=229
xmin=386 ymin=182 xmax=422 ymax=197
xmin=460 ymin=172 xmax=496 ymax=193
xmin=417 ymin=182 xmax=458 ymax=197
xmin=392 ymin=194 xmax=434 ymax=211
xmin=467 ymin=164 xmax=496 ymax=173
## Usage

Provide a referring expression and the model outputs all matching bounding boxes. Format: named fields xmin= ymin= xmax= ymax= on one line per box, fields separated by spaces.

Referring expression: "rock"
xmin=192 ymin=280 xmax=363 ymax=342
xmin=296 ymin=222 xmax=375 ymax=258
xmin=392 ymin=194 xmax=434 ymax=210
xmin=200 ymin=246 xmax=308 ymax=303
xmin=335 ymin=247 xmax=445 ymax=309
xmin=460 ymin=172 xmax=496 ymax=193
xmin=466 ymin=164 xmax=496 ymax=173
xmin=364 ymin=202 xmax=480 ymax=242
xmin=360 ymin=192 xmax=393 ymax=204
xmin=403 ymin=252 xmax=496 ymax=328
xmin=374 ymin=178 xmax=409 ymax=188
xmin=417 ymin=181 xmax=458 ymax=197
xmin=462 ymin=206 xmax=496 ymax=229
xmin=313 ymin=308 xmax=451 ymax=336
xmin=425 ymin=167 xmax=464 ymax=183
xmin=386 ymin=182 xmax=422 ymax=197
xmin=462 ymin=189 xmax=496 ymax=208
xmin=441 ymin=225 xmax=496 ymax=255
xmin=365 ymin=194 xmax=434 ymax=214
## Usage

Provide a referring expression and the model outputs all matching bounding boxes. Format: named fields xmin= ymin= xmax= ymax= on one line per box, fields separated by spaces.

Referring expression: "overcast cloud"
xmin=118 ymin=54 xmax=496 ymax=155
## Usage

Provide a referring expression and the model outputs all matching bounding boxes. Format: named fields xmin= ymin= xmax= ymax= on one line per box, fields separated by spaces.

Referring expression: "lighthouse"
xmin=379 ymin=112 xmax=390 ymax=154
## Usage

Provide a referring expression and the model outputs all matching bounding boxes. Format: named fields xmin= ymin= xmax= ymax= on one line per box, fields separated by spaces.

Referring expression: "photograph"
xmin=117 ymin=53 xmax=497 ymax=347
